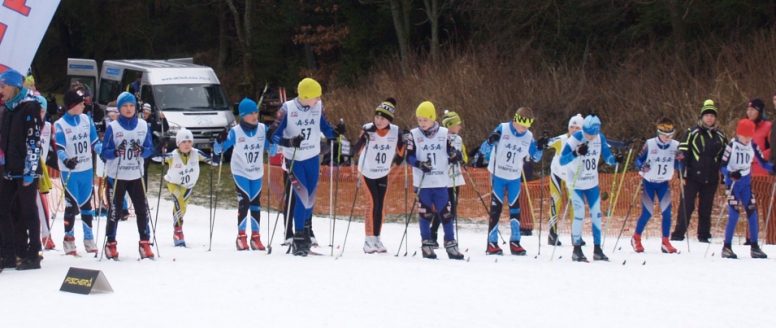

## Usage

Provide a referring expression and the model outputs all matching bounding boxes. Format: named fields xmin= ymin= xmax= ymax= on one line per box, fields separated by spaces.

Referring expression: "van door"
xmin=66 ymin=58 xmax=99 ymax=96
xmin=98 ymin=63 xmax=123 ymax=106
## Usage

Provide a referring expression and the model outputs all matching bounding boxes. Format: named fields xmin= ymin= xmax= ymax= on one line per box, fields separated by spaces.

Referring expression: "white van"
xmin=66 ymin=58 xmax=236 ymax=150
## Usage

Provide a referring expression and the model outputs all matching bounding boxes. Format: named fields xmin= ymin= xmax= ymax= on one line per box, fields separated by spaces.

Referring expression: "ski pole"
xmin=461 ymin=165 xmax=508 ymax=244
xmin=338 ymin=138 xmax=369 ymax=258
xmin=49 ymin=154 xmax=74 ymax=234
xmin=612 ymin=178 xmax=643 ymax=253
xmin=329 ymin=139 xmax=334 ymax=248
xmin=603 ymin=144 xmax=633 ymax=247
xmin=209 ymin=153 xmax=224 ymax=252
xmin=550 ymin=157 xmax=583 ymax=261
xmin=678 ymin=167 xmax=690 ymax=252
xmin=538 ymin=136 xmax=547 ymax=255
xmin=395 ymin=172 xmax=426 ymax=257
xmin=705 ymin=181 xmax=736 ymax=258
xmin=93 ymin=160 xmax=108 ymax=258
xmin=331 ymin=131 xmax=343 ymax=256
xmin=267 ymin=148 xmax=297 ymax=254
xmin=521 ymin=169 xmax=538 ymax=255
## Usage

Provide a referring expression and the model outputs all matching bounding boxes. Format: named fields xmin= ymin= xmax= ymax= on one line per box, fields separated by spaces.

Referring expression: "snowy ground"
xmin=2 ymin=197 xmax=775 ymax=328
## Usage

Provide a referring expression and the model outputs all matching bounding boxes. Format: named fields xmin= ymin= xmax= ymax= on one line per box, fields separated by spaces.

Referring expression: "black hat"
xmin=63 ymin=89 xmax=85 ymax=109
xmin=375 ymin=97 xmax=396 ymax=122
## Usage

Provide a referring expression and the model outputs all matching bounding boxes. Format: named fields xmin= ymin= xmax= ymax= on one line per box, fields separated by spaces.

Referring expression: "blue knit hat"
xmin=583 ymin=115 xmax=601 ymax=136
xmin=238 ymin=98 xmax=258 ymax=118
xmin=0 ymin=69 xmax=24 ymax=89
xmin=116 ymin=92 xmax=136 ymax=114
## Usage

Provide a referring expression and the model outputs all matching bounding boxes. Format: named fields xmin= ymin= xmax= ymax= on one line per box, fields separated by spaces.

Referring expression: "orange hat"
xmin=736 ymin=119 xmax=755 ymax=137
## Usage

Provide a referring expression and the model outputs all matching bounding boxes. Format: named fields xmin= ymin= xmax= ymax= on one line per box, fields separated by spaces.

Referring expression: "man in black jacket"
xmin=672 ymin=100 xmax=727 ymax=243
xmin=0 ymin=69 xmax=44 ymax=270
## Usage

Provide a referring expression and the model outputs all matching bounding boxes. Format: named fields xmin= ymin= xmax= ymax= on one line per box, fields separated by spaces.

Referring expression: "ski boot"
xmin=670 ymin=233 xmax=684 ymax=242
xmin=486 ymin=242 xmax=503 ymax=255
xmin=445 ymin=240 xmax=465 ymax=260
xmin=374 ymin=236 xmax=388 ymax=253
xmin=698 ymin=237 xmax=711 ymax=244
xmin=661 ymin=237 xmax=677 ymax=254
xmin=42 ymin=236 xmax=56 ymax=250
xmin=250 ymin=232 xmax=266 ymax=251
xmin=593 ymin=245 xmax=609 ymax=261
xmin=743 ymin=238 xmax=752 ymax=246
xmin=173 ymin=229 xmax=186 ymax=247
xmin=63 ymin=235 xmax=77 ymax=256
xmin=751 ymin=243 xmax=767 ymax=259
xmin=421 ymin=239 xmax=437 ymax=259
xmin=104 ymin=241 xmax=119 ymax=260
xmin=548 ymin=232 xmax=562 ymax=246
xmin=363 ymin=236 xmax=378 ymax=254
xmin=138 ymin=240 xmax=155 ymax=259
xmin=236 ymin=231 xmax=249 ymax=251
xmin=509 ymin=240 xmax=527 ymax=256
xmin=579 ymin=239 xmax=587 ymax=246
xmin=631 ymin=234 xmax=644 ymax=253
xmin=430 ymin=232 xmax=440 ymax=249
xmin=16 ymin=256 xmax=41 ymax=270
xmin=292 ymin=230 xmax=310 ymax=256
xmin=84 ymin=239 xmax=98 ymax=254
xmin=572 ymin=245 xmax=587 ymax=262
xmin=721 ymin=243 xmax=737 ymax=259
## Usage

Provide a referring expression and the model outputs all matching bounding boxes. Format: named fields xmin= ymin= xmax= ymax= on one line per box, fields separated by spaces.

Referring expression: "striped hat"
xmin=375 ymin=97 xmax=396 ymax=122
xmin=442 ymin=110 xmax=461 ymax=128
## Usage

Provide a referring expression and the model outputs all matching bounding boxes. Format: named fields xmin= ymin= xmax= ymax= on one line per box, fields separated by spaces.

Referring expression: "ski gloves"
xmin=415 ymin=160 xmax=433 ymax=173
xmin=114 ymin=140 xmax=143 ymax=158
xmin=333 ymin=121 xmax=347 ymax=139
xmin=573 ymin=143 xmax=588 ymax=157
xmin=729 ymin=170 xmax=742 ymax=181
xmin=535 ymin=135 xmax=550 ymax=151
xmin=64 ymin=158 xmax=78 ymax=170
xmin=216 ymin=128 xmax=229 ymax=143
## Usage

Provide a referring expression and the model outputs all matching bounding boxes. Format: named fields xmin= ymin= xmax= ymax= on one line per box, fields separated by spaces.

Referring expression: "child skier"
xmin=559 ymin=115 xmax=623 ymax=262
xmin=632 ymin=117 xmax=682 ymax=253
xmin=478 ymin=107 xmax=547 ymax=255
xmin=406 ymin=101 xmax=464 ymax=260
xmin=164 ymin=129 xmax=211 ymax=247
xmin=719 ymin=118 xmax=772 ymax=259
xmin=270 ymin=78 xmax=343 ymax=256
xmin=547 ymin=114 xmax=583 ymax=246
xmin=428 ymin=110 xmax=466 ymax=248
xmin=37 ymin=96 xmax=58 ymax=250
xmin=54 ymin=89 xmax=102 ymax=255
xmin=354 ymin=97 xmax=404 ymax=253
xmin=214 ymin=98 xmax=269 ymax=251
xmin=101 ymin=92 xmax=154 ymax=260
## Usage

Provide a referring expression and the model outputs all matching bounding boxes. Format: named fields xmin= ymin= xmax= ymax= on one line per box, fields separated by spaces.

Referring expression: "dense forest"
xmin=33 ymin=0 xmax=776 ymax=146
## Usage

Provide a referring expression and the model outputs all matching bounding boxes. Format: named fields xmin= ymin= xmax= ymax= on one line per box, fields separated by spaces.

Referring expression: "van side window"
xmin=141 ymin=85 xmax=156 ymax=111
xmin=98 ymin=80 xmax=120 ymax=105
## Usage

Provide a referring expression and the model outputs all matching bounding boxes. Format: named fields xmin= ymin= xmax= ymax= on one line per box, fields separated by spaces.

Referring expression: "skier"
xmin=546 ymin=114 xmax=583 ymax=246
xmin=559 ymin=115 xmax=624 ymax=262
xmin=270 ymin=78 xmax=343 ymax=256
xmin=353 ymin=97 xmax=404 ymax=253
xmin=478 ymin=107 xmax=547 ymax=255
xmin=428 ymin=110 xmax=466 ymax=248
xmin=37 ymin=95 xmax=58 ymax=250
xmin=671 ymin=100 xmax=726 ymax=243
xmin=406 ymin=101 xmax=465 ymax=260
xmin=719 ymin=119 xmax=772 ymax=259
xmin=55 ymin=89 xmax=102 ymax=256
xmin=214 ymin=98 xmax=269 ymax=251
xmin=0 ymin=69 xmax=44 ymax=270
xmin=631 ymin=117 xmax=682 ymax=253
xmin=164 ymin=129 xmax=212 ymax=247
xmin=101 ymin=92 xmax=154 ymax=260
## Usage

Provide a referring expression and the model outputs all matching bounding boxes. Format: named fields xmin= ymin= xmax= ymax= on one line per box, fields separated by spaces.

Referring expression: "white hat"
xmin=142 ymin=103 xmax=152 ymax=111
xmin=176 ymin=129 xmax=193 ymax=146
xmin=107 ymin=106 xmax=118 ymax=113
xmin=568 ymin=114 xmax=584 ymax=129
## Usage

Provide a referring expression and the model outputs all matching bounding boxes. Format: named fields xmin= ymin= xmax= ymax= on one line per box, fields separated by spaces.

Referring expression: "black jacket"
xmin=679 ymin=124 xmax=726 ymax=184
xmin=0 ymin=96 xmax=43 ymax=178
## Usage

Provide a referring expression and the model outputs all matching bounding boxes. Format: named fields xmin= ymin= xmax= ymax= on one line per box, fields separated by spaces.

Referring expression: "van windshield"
xmin=153 ymin=84 xmax=228 ymax=111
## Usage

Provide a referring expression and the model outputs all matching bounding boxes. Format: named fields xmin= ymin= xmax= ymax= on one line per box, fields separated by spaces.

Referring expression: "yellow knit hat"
xmin=298 ymin=78 xmax=322 ymax=100
xmin=416 ymin=101 xmax=436 ymax=121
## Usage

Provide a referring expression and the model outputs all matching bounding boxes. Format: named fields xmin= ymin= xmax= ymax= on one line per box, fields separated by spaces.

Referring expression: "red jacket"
xmin=752 ymin=119 xmax=772 ymax=175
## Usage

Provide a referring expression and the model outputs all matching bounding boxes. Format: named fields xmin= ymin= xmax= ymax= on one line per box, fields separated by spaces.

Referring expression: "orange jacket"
xmin=752 ymin=119 xmax=772 ymax=175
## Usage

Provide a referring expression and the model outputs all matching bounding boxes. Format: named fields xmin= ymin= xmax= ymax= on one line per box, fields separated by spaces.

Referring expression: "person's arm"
xmin=634 ymin=143 xmax=649 ymax=169
xmin=141 ymin=127 xmax=154 ymax=158
xmin=320 ymin=115 xmax=336 ymax=140
xmin=406 ymin=132 xmax=419 ymax=167
xmin=753 ymin=141 xmax=774 ymax=173
xmin=101 ymin=125 xmax=118 ymax=160
xmin=479 ymin=125 xmax=503 ymax=157
xmin=720 ymin=141 xmax=732 ymax=178
xmin=560 ymin=132 xmax=581 ymax=166
xmin=89 ymin=116 xmax=102 ymax=154
xmin=22 ymin=105 xmax=43 ymax=183
xmin=54 ymin=122 xmax=70 ymax=162
xmin=271 ymin=105 xmax=289 ymax=145
xmin=677 ymin=128 xmax=694 ymax=169
xmin=716 ymin=131 xmax=727 ymax=163
xmin=600 ymin=134 xmax=617 ymax=166
xmin=529 ymin=139 xmax=542 ymax=162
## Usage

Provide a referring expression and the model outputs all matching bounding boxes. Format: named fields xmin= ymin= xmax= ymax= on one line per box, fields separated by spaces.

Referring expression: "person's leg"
xmin=75 ymin=171 xmax=95 ymax=241
xmin=673 ymin=179 xmax=700 ymax=239
xmin=724 ymin=183 xmax=742 ymax=245
xmin=488 ymin=175 xmax=506 ymax=244
xmin=248 ymin=178 xmax=262 ymax=233
xmin=288 ymin=158 xmax=313 ymax=231
xmin=374 ymin=176 xmax=388 ymax=237
xmin=696 ymin=181 xmax=717 ymax=240
xmin=656 ymin=182 xmax=673 ymax=238
xmin=62 ymin=171 xmax=79 ymax=239
xmin=431 ymin=188 xmax=453 ymax=241
xmin=363 ymin=177 xmax=379 ymax=237
xmin=570 ymin=188 xmax=586 ymax=245
xmin=234 ymin=175 xmax=252 ymax=232
xmin=506 ymin=178 xmax=522 ymax=242
xmin=635 ymin=181 xmax=656 ymax=235
xmin=548 ymin=173 xmax=562 ymax=239
xmin=125 ymin=179 xmax=151 ymax=241
xmin=16 ymin=179 xmax=41 ymax=260
xmin=585 ymin=186 xmax=603 ymax=245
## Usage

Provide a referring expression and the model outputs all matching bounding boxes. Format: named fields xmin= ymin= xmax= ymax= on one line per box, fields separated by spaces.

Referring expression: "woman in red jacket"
xmin=748 ymin=98 xmax=771 ymax=175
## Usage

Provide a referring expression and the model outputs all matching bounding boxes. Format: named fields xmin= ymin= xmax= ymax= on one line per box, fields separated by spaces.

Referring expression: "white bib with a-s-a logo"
xmin=448 ymin=134 xmax=466 ymax=187
xmin=411 ymin=127 xmax=449 ymax=188
xmin=106 ymin=119 xmax=148 ymax=180
xmin=55 ymin=114 xmax=93 ymax=172
xmin=358 ymin=123 xmax=399 ymax=179
xmin=231 ymin=124 xmax=266 ymax=179
xmin=164 ymin=149 xmax=203 ymax=189
xmin=488 ymin=123 xmax=532 ymax=180
xmin=565 ymin=133 xmax=602 ymax=190
xmin=726 ymin=139 xmax=755 ymax=177
xmin=282 ymin=100 xmax=322 ymax=161
xmin=641 ymin=138 xmax=679 ymax=182
xmin=40 ymin=122 xmax=52 ymax=164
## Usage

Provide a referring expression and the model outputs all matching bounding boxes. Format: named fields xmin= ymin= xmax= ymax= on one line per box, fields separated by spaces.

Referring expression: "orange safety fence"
xmin=45 ymin=165 xmax=776 ymax=244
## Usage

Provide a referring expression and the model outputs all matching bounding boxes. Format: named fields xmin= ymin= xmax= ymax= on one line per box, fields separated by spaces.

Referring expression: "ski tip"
xmin=465 ymin=248 xmax=468 ymax=252
xmin=137 ymin=258 xmax=141 ymax=261
xmin=642 ymin=261 xmax=646 ymax=265
xmin=534 ymin=255 xmax=538 ymax=259
xmin=558 ymin=255 xmax=562 ymax=259
xmin=466 ymin=257 xmax=470 ymax=262
xmin=618 ymin=247 xmax=622 ymax=250
xmin=173 ymin=258 xmax=176 ymax=262
xmin=495 ymin=258 xmax=498 ymax=263
xmin=337 ymin=245 xmax=341 ymax=249
xmin=622 ymin=260 xmax=626 ymax=265
xmin=412 ymin=251 xmax=417 ymax=257
xmin=711 ymin=252 xmax=715 ymax=257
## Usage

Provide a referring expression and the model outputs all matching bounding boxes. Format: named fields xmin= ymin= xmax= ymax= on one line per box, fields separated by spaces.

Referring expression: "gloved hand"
xmin=364 ymin=124 xmax=378 ymax=133
xmin=640 ymin=163 xmax=650 ymax=173
xmin=93 ymin=141 xmax=103 ymax=154
xmin=402 ymin=128 xmax=411 ymax=142
xmin=614 ymin=154 xmax=625 ymax=164
xmin=415 ymin=160 xmax=433 ymax=173
xmin=291 ymin=134 xmax=305 ymax=148
xmin=448 ymin=151 xmax=463 ymax=164
xmin=115 ymin=141 xmax=127 ymax=157
xmin=536 ymin=136 xmax=550 ymax=151
xmin=729 ymin=170 xmax=742 ymax=181
xmin=131 ymin=141 xmax=144 ymax=157
xmin=216 ymin=128 xmax=229 ymax=144
xmin=334 ymin=121 xmax=347 ymax=138
xmin=269 ymin=143 xmax=278 ymax=157
xmin=213 ymin=142 xmax=223 ymax=155
xmin=573 ymin=143 xmax=588 ymax=157
xmin=488 ymin=132 xmax=500 ymax=144
xmin=64 ymin=157 xmax=78 ymax=170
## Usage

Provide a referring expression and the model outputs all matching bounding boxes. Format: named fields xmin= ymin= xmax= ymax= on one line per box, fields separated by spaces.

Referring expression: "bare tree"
xmin=421 ymin=0 xmax=453 ymax=61
xmin=361 ymin=0 xmax=413 ymax=67
xmin=225 ymin=0 xmax=254 ymax=95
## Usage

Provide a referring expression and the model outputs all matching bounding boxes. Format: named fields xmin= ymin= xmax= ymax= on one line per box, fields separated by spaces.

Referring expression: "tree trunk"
xmin=668 ymin=0 xmax=686 ymax=64
xmin=225 ymin=0 xmax=254 ymax=95
xmin=423 ymin=0 xmax=440 ymax=61
xmin=390 ymin=0 xmax=410 ymax=68
xmin=217 ymin=0 xmax=228 ymax=71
